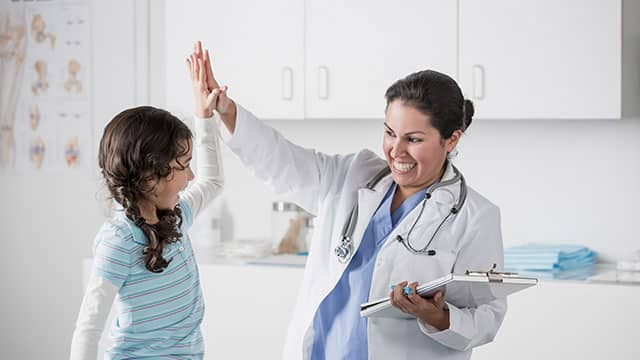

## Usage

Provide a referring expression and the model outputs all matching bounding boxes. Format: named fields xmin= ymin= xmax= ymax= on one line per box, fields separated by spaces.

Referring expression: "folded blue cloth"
xmin=504 ymin=244 xmax=597 ymax=280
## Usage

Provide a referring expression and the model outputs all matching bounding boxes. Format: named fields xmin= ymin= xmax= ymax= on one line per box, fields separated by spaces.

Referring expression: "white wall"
xmin=216 ymin=117 xmax=640 ymax=261
xmin=0 ymin=0 xmax=143 ymax=358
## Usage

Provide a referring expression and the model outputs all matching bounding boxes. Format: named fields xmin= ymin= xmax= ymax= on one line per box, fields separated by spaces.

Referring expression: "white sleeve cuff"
xmin=417 ymin=303 xmax=472 ymax=351
xmin=220 ymin=104 xmax=253 ymax=148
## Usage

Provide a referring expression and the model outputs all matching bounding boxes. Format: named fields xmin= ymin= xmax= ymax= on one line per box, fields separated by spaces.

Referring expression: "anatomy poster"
xmin=0 ymin=0 xmax=91 ymax=174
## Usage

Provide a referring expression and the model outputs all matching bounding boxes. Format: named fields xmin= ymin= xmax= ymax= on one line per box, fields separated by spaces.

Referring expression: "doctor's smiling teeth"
xmin=393 ymin=160 xmax=417 ymax=174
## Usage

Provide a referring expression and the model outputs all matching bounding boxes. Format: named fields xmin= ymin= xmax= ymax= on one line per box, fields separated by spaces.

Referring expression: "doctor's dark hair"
xmin=385 ymin=69 xmax=474 ymax=139
xmin=98 ymin=106 xmax=193 ymax=273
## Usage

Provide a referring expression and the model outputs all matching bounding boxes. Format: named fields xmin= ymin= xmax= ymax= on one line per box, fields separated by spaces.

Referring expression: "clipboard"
xmin=360 ymin=264 xmax=538 ymax=319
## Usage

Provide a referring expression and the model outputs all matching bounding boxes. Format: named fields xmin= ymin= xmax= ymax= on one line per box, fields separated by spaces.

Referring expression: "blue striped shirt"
xmin=93 ymin=200 xmax=204 ymax=359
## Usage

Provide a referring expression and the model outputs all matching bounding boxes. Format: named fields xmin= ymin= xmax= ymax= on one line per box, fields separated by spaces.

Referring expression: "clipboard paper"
xmin=360 ymin=268 xmax=538 ymax=319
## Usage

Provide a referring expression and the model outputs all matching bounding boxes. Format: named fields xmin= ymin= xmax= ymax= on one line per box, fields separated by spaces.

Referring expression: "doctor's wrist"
xmin=217 ymin=101 xmax=237 ymax=134
xmin=420 ymin=308 xmax=450 ymax=331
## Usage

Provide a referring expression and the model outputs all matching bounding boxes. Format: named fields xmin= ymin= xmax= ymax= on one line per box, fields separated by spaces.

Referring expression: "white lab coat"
xmin=223 ymin=105 xmax=507 ymax=360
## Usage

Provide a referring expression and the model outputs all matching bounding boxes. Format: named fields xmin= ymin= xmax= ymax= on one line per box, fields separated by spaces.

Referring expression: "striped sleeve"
xmin=179 ymin=199 xmax=194 ymax=230
xmin=92 ymin=223 xmax=138 ymax=289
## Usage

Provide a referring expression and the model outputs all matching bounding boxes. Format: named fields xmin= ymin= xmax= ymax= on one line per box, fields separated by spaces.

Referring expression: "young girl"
xmin=70 ymin=47 xmax=225 ymax=359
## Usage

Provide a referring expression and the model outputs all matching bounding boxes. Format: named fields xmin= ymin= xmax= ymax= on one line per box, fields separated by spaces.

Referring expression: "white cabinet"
xmin=164 ymin=0 xmax=456 ymax=120
xmin=84 ymin=259 xmax=640 ymax=360
xmin=165 ymin=0 xmax=304 ymax=119
xmin=304 ymin=0 xmax=457 ymax=119
xmin=459 ymin=0 xmax=622 ymax=119
xmin=165 ymin=0 xmax=637 ymax=120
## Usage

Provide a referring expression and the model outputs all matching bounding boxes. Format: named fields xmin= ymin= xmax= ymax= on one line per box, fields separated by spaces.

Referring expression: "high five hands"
xmin=186 ymin=41 xmax=236 ymax=124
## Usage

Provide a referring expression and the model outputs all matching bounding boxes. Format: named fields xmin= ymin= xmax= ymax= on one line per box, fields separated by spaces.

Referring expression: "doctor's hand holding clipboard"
xmin=191 ymin=40 xmax=507 ymax=360
xmin=390 ymin=281 xmax=450 ymax=330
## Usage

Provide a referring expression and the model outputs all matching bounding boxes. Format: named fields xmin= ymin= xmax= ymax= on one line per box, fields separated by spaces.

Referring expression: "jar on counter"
xmin=271 ymin=201 xmax=312 ymax=254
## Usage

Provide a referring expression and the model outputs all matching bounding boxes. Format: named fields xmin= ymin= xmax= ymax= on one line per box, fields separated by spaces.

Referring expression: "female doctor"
xmin=192 ymin=42 xmax=506 ymax=359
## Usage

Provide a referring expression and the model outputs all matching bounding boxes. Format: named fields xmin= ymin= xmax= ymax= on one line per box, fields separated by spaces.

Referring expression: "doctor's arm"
xmin=417 ymin=205 xmax=508 ymax=351
xmin=191 ymin=41 xmax=358 ymax=215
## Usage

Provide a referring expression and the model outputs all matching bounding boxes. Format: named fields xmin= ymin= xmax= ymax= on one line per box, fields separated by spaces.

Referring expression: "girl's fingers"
xmin=195 ymin=56 xmax=201 ymax=81
xmin=198 ymin=58 xmax=205 ymax=84
xmin=190 ymin=54 xmax=196 ymax=80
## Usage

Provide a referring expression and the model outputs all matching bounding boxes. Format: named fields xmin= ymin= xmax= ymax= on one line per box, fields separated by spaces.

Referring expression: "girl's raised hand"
xmin=186 ymin=50 xmax=219 ymax=118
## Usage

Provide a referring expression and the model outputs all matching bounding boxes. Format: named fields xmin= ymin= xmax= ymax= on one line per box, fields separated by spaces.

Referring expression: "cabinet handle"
xmin=318 ymin=66 xmax=329 ymax=100
xmin=282 ymin=66 xmax=293 ymax=101
xmin=472 ymin=65 xmax=485 ymax=100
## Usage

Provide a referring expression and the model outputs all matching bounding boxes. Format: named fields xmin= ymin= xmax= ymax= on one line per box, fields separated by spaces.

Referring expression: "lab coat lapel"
xmin=349 ymin=175 xmax=394 ymax=257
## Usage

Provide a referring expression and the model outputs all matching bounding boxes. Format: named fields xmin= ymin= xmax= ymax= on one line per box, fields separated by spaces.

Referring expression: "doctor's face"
xmin=383 ymin=100 xmax=458 ymax=196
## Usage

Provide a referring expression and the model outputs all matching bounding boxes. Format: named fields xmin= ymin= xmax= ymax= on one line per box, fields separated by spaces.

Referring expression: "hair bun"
xmin=463 ymin=99 xmax=474 ymax=130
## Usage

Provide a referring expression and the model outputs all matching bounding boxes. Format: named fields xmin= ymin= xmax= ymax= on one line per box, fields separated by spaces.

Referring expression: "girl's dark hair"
xmin=98 ymin=106 xmax=193 ymax=273
xmin=385 ymin=69 xmax=474 ymax=139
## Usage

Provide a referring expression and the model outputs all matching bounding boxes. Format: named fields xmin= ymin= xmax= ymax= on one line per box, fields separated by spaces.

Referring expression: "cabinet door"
xmin=165 ymin=0 xmax=304 ymax=119
xmin=459 ymin=0 xmax=621 ymax=119
xmin=305 ymin=0 xmax=458 ymax=119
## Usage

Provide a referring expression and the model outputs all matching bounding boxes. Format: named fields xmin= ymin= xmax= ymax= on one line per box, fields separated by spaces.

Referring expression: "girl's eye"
xmin=407 ymin=137 xmax=422 ymax=143
xmin=384 ymin=130 xmax=395 ymax=137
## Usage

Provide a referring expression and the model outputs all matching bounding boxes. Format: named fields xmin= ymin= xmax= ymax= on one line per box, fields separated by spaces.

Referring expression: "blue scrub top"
xmin=311 ymin=182 xmax=428 ymax=360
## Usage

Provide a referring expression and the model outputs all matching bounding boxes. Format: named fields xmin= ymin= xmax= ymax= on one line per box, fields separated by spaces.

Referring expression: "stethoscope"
xmin=334 ymin=163 xmax=467 ymax=264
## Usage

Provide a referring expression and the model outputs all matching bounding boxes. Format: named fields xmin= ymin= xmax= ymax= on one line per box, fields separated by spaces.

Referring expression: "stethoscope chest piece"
xmin=334 ymin=236 xmax=353 ymax=263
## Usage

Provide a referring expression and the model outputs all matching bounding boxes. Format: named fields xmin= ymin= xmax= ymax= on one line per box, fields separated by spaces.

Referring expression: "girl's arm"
xmin=180 ymin=115 xmax=223 ymax=219
xmin=181 ymin=43 xmax=224 ymax=218
xmin=69 ymin=271 xmax=117 ymax=360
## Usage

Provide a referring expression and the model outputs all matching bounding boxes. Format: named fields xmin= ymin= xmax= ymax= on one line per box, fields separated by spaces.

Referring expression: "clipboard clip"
xmin=465 ymin=263 xmax=520 ymax=282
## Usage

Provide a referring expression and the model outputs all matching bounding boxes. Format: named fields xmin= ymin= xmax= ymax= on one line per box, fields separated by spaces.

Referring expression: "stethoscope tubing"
xmin=335 ymin=164 xmax=466 ymax=263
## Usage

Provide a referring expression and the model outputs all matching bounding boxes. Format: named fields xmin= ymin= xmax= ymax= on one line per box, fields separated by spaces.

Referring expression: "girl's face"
xmin=383 ymin=100 xmax=460 ymax=196
xmin=149 ymin=139 xmax=194 ymax=210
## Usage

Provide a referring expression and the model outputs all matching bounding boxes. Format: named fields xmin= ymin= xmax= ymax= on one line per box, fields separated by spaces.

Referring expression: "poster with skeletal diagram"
xmin=0 ymin=0 xmax=90 ymax=174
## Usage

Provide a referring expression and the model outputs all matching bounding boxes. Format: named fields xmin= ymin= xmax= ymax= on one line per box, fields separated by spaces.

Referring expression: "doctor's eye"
xmin=407 ymin=137 xmax=423 ymax=144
